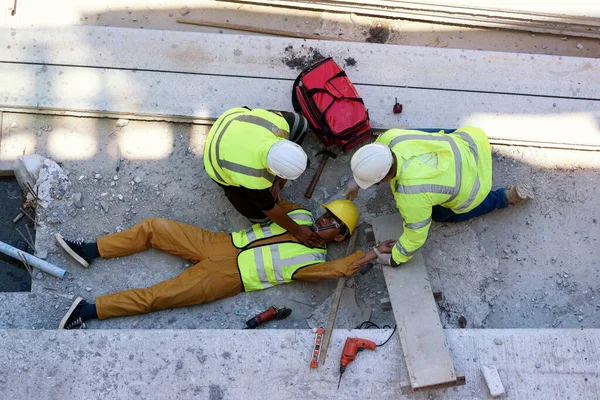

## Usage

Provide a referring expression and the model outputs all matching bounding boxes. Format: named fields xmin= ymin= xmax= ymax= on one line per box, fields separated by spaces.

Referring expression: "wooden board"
xmin=371 ymin=214 xmax=457 ymax=391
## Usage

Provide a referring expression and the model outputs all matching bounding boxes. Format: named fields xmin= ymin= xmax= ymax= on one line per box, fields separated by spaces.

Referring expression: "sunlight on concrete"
xmin=118 ymin=127 xmax=173 ymax=160
xmin=464 ymin=112 xmax=600 ymax=148
xmin=0 ymin=132 xmax=36 ymax=159
xmin=48 ymin=129 xmax=97 ymax=160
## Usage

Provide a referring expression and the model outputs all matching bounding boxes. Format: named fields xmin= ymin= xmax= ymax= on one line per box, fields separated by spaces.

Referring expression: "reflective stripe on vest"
xmin=231 ymin=209 xmax=314 ymax=248
xmin=208 ymin=113 xmax=284 ymax=187
xmin=453 ymin=131 xmax=480 ymax=211
xmin=239 ymin=243 xmax=327 ymax=292
xmin=390 ymin=134 xmax=462 ymax=203
xmin=206 ymin=109 xmax=245 ymax=185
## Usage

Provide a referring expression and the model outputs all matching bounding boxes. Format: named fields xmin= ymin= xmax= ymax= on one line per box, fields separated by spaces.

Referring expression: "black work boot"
xmin=55 ymin=233 xmax=99 ymax=268
xmin=58 ymin=297 xmax=89 ymax=329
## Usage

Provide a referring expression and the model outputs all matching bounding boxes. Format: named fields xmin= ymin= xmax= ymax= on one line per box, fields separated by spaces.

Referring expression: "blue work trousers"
xmin=432 ymin=188 xmax=508 ymax=223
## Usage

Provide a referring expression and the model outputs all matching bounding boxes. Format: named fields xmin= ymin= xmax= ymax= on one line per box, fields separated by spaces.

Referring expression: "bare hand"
xmin=376 ymin=239 xmax=396 ymax=254
xmin=344 ymin=179 xmax=360 ymax=200
xmin=294 ymin=225 xmax=325 ymax=248
xmin=270 ymin=183 xmax=282 ymax=202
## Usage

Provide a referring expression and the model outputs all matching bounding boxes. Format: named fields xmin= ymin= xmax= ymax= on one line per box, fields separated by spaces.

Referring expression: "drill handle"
xmin=356 ymin=339 xmax=377 ymax=351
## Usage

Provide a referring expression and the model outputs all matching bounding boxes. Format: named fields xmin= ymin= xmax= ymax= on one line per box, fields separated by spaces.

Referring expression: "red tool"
xmin=393 ymin=97 xmax=403 ymax=114
xmin=244 ymin=306 xmax=292 ymax=329
xmin=310 ymin=327 xmax=325 ymax=368
xmin=337 ymin=337 xmax=377 ymax=389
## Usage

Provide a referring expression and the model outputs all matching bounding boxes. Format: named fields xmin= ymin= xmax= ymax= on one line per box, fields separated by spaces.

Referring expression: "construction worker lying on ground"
xmin=204 ymin=106 xmax=324 ymax=248
xmin=57 ymin=200 xmax=395 ymax=330
xmin=345 ymin=127 xmax=533 ymax=267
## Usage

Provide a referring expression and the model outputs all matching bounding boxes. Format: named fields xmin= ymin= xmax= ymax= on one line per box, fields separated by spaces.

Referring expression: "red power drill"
xmin=337 ymin=337 xmax=377 ymax=389
xmin=244 ymin=306 xmax=292 ymax=329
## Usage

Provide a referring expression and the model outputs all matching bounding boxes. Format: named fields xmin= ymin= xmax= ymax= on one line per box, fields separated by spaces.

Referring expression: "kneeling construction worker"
xmin=346 ymin=127 xmax=533 ymax=266
xmin=204 ymin=107 xmax=323 ymax=247
xmin=57 ymin=200 xmax=395 ymax=329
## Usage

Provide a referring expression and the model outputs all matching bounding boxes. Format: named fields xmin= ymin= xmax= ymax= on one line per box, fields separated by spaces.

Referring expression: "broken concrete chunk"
xmin=13 ymin=154 xmax=45 ymax=192
xmin=482 ymin=365 xmax=505 ymax=397
xmin=100 ymin=200 xmax=110 ymax=213
xmin=180 ymin=5 xmax=190 ymax=16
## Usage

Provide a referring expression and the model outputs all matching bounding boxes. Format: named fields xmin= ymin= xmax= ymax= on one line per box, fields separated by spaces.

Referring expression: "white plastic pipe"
xmin=0 ymin=240 xmax=66 ymax=279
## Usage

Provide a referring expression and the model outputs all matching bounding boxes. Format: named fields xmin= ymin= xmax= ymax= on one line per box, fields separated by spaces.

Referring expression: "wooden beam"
xmin=226 ymin=0 xmax=600 ymax=39
xmin=319 ymin=229 xmax=359 ymax=365
xmin=372 ymin=214 xmax=459 ymax=391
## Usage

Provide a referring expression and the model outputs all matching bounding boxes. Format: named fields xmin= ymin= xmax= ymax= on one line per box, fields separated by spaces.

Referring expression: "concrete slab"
xmin=2 ymin=63 xmax=599 ymax=148
xmin=1 ymin=328 xmax=600 ymax=399
xmin=1 ymin=25 xmax=599 ymax=99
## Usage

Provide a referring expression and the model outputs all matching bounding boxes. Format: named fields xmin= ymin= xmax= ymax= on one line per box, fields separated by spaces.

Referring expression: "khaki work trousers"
xmin=95 ymin=218 xmax=243 ymax=320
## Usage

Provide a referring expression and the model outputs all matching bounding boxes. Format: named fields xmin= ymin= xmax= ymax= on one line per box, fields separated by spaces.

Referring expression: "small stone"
xmin=117 ymin=194 xmax=124 ymax=201
xmin=180 ymin=5 xmax=190 ymax=16
xmin=494 ymin=338 xmax=503 ymax=345
xmin=561 ymin=36 xmax=568 ymax=41
xmin=503 ymin=249 xmax=510 ymax=255
xmin=576 ymin=43 xmax=584 ymax=49
xmin=551 ymin=257 xmax=557 ymax=263
xmin=113 ymin=175 xmax=119 ymax=181
xmin=578 ymin=315 xmax=584 ymax=322
xmin=35 ymin=250 xmax=48 ymax=259
xmin=35 ymin=272 xmax=44 ymax=280
xmin=94 ymin=174 xmax=102 ymax=180
xmin=78 ymin=175 xmax=85 ymax=181
xmin=116 ymin=119 xmax=129 ymax=128
xmin=10 ymin=122 xmax=18 ymax=128
xmin=535 ymin=362 xmax=541 ymax=369
xmin=134 ymin=176 xmax=142 ymax=184
xmin=541 ymin=45 xmax=548 ymax=50
xmin=86 ymin=287 xmax=92 ymax=292
xmin=72 ymin=193 xmax=83 ymax=208
xmin=100 ymin=201 xmax=110 ymax=213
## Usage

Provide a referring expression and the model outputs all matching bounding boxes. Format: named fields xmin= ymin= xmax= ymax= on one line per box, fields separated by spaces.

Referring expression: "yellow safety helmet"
xmin=321 ymin=200 xmax=359 ymax=235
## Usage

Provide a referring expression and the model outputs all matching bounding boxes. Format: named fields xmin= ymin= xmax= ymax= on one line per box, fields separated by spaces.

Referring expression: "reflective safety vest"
xmin=376 ymin=127 xmax=492 ymax=264
xmin=231 ymin=208 xmax=327 ymax=292
xmin=203 ymin=108 xmax=291 ymax=189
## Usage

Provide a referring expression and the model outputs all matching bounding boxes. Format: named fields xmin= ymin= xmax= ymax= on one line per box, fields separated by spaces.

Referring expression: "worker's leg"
xmin=98 ymin=218 xmax=232 ymax=263
xmin=432 ymin=188 xmax=508 ymax=223
xmin=217 ymin=183 xmax=271 ymax=224
xmin=95 ymin=257 xmax=243 ymax=319
xmin=57 ymin=257 xmax=244 ymax=328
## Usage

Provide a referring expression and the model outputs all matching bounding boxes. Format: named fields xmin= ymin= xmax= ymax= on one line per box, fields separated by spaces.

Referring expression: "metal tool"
xmin=337 ymin=337 xmax=377 ymax=389
xmin=244 ymin=305 xmax=292 ymax=329
xmin=310 ymin=327 xmax=325 ymax=368
xmin=304 ymin=150 xmax=337 ymax=199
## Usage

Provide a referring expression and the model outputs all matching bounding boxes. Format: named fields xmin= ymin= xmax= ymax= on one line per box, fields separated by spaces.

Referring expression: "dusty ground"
xmin=1 ymin=1 xmax=599 ymax=331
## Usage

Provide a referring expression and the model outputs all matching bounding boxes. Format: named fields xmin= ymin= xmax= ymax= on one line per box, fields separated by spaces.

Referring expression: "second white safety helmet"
xmin=350 ymin=143 xmax=393 ymax=189
xmin=267 ymin=140 xmax=308 ymax=180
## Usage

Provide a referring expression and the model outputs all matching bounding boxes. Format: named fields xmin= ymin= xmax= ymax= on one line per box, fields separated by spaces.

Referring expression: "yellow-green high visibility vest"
xmin=376 ymin=127 xmax=492 ymax=264
xmin=231 ymin=208 xmax=326 ymax=292
xmin=231 ymin=208 xmax=315 ymax=248
xmin=203 ymin=108 xmax=291 ymax=189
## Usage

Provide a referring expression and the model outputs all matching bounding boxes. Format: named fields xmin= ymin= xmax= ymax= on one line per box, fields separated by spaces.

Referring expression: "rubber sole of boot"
xmin=55 ymin=233 xmax=89 ymax=268
xmin=58 ymin=296 xmax=83 ymax=329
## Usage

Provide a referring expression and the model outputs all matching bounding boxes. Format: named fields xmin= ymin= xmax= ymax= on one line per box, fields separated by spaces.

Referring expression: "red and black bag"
xmin=292 ymin=58 xmax=371 ymax=152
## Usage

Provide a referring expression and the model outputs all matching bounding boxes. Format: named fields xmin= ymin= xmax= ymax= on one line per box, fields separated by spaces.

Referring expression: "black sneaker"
xmin=58 ymin=297 xmax=88 ymax=329
xmin=55 ymin=233 xmax=93 ymax=268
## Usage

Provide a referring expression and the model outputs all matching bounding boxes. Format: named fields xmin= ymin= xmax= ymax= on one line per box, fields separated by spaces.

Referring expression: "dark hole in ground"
xmin=282 ymin=45 xmax=327 ymax=70
xmin=0 ymin=176 xmax=34 ymax=292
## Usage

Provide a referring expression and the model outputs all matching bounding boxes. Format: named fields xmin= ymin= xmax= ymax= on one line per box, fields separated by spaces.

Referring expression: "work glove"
xmin=344 ymin=179 xmax=360 ymax=200
xmin=373 ymin=247 xmax=392 ymax=266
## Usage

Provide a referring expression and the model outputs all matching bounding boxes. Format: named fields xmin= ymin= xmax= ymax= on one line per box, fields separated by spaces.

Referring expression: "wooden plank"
xmin=371 ymin=214 xmax=457 ymax=390
xmin=228 ymin=0 xmax=600 ymax=38
xmin=319 ymin=229 xmax=359 ymax=365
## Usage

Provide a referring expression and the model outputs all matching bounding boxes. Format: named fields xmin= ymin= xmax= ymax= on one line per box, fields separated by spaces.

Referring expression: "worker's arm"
xmin=270 ymin=177 xmax=287 ymax=202
xmin=264 ymin=204 xmax=324 ymax=248
xmin=391 ymin=193 xmax=433 ymax=265
xmin=292 ymin=251 xmax=366 ymax=280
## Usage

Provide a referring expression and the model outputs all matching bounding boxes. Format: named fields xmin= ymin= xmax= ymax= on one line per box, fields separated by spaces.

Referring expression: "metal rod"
xmin=0 ymin=240 xmax=66 ymax=279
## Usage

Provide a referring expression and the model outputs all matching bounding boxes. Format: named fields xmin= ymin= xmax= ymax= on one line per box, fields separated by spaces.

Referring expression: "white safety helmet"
xmin=267 ymin=140 xmax=308 ymax=180
xmin=350 ymin=143 xmax=393 ymax=189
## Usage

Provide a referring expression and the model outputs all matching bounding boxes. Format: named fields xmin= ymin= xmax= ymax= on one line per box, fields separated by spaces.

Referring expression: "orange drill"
xmin=337 ymin=337 xmax=377 ymax=389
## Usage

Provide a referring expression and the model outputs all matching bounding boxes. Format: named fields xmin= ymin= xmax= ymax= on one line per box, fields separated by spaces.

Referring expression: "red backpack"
xmin=292 ymin=58 xmax=372 ymax=152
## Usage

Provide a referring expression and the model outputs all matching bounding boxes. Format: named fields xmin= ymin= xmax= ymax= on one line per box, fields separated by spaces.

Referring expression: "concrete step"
xmin=1 ymin=328 xmax=599 ymax=399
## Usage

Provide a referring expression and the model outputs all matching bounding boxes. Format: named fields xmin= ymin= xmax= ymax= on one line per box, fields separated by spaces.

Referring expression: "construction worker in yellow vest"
xmin=345 ymin=127 xmax=533 ymax=266
xmin=56 ymin=200 xmax=395 ymax=329
xmin=204 ymin=107 xmax=324 ymax=248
